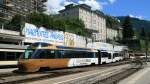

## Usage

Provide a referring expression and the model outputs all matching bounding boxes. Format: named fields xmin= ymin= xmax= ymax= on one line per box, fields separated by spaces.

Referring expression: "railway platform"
xmin=119 ymin=62 xmax=150 ymax=84
xmin=0 ymin=68 xmax=17 ymax=73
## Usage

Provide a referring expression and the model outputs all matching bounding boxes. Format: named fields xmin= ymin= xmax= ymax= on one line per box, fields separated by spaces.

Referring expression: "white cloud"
xmin=108 ymin=0 xmax=117 ymax=4
xmin=45 ymin=0 xmax=74 ymax=14
xmin=45 ymin=0 xmax=113 ymax=14
xmin=129 ymin=14 xmax=144 ymax=20
xmin=78 ymin=0 xmax=105 ymax=10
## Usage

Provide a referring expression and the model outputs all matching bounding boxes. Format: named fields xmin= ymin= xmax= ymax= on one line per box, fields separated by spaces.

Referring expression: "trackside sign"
xmin=22 ymin=23 xmax=64 ymax=45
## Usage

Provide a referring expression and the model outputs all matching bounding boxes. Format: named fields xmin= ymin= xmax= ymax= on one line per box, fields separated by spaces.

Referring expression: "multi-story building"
xmin=0 ymin=0 xmax=47 ymax=20
xmin=59 ymin=4 xmax=106 ymax=42
xmin=0 ymin=0 xmax=48 ymax=65
xmin=106 ymin=27 xmax=123 ymax=41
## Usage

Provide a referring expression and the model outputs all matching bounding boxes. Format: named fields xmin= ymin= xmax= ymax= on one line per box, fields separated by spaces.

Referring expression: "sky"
xmin=45 ymin=0 xmax=150 ymax=20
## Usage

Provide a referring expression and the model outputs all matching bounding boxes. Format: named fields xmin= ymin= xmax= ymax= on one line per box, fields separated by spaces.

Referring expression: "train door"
xmin=112 ymin=52 xmax=116 ymax=62
xmin=107 ymin=52 xmax=112 ymax=63
xmin=97 ymin=50 xmax=101 ymax=65
xmin=112 ymin=52 xmax=115 ymax=62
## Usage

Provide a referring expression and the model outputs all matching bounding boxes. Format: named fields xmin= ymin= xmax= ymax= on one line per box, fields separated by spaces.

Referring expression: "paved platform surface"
xmin=0 ymin=68 xmax=17 ymax=73
xmin=25 ymin=65 xmax=129 ymax=84
xmin=119 ymin=62 xmax=150 ymax=84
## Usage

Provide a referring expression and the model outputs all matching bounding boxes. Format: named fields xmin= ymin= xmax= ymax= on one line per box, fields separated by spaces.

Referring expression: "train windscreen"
xmin=21 ymin=49 xmax=36 ymax=59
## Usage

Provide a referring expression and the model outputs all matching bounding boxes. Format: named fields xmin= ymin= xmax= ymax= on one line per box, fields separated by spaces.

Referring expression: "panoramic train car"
xmin=100 ymin=50 xmax=113 ymax=64
xmin=0 ymin=49 xmax=24 ymax=66
xmin=113 ymin=46 xmax=127 ymax=62
xmin=87 ymin=42 xmax=127 ymax=63
xmin=18 ymin=42 xmax=99 ymax=72
xmin=92 ymin=42 xmax=114 ymax=64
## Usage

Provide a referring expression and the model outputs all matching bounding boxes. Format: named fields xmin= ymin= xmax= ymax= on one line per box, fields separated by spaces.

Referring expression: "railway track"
xmin=93 ymin=65 xmax=142 ymax=84
xmin=0 ymin=61 xmax=129 ymax=84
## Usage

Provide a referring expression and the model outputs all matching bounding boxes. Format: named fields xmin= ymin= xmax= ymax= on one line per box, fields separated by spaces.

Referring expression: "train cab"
xmin=18 ymin=42 xmax=99 ymax=72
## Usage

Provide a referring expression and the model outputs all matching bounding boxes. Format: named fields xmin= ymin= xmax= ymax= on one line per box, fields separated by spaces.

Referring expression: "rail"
xmin=0 ymin=61 xmax=129 ymax=84
xmin=59 ymin=60 xmax=145 ymax=84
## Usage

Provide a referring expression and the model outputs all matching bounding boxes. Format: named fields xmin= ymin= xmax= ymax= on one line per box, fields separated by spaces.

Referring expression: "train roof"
xmin=29 ymin=42 xmax=97 ymax=52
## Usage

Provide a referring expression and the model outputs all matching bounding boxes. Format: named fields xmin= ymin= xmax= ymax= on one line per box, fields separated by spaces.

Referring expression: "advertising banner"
xmin=23 ymin=23 xmax=64 ymax=45
xmin=64 ymin=32 xmax=76 ymax=47
xmin=75 ymin=35 xmax=86 ymax=48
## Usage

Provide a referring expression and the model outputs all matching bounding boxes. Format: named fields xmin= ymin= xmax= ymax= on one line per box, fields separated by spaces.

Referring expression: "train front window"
xmin=22 ymin=49 xmax=35 ymax=59
xmin=31 ymin=49 xmax=56 ymax=59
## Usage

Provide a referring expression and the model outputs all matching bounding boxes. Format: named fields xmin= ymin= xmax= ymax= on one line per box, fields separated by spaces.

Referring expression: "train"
xmin=0 ymin=49 xmax=24 ymax=66
xmin=18 ymin=42 xmax=128 ymax=72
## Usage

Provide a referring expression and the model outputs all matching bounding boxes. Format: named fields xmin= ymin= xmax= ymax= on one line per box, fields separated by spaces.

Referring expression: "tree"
xmin=122 ymin=16 xmax=134 ymax=40
xmin=148 ymin=32 xmax=150 ymax=41
xmin=106 ymin=15 xmax=120 ymax=28
xmin=25 ymin=12 xmax=91 ymax=37
xmin=4 ymin=14 xmax=25 ymax=31
xmin=140 ymin=27 xmax=146 ymax=40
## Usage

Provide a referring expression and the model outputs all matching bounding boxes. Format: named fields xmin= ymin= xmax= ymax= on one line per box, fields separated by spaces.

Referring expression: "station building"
xmin=0 ymin=0 xmax=47 ymax=65
xmin=0 ymin=28 xmax=26 ymax=65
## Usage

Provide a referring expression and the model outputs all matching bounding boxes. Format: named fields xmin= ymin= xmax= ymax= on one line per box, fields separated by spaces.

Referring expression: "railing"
xmin=0 ymin=43 xmax=26 ymax=49
xmin=0 ymin=24 xmax=20 ymax=35
xmin=0 ymin=28 xmax=20 ymax=35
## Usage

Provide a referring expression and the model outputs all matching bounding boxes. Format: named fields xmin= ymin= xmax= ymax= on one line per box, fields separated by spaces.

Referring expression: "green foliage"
xmin=122 ymin=16 xmax=134 ymax=40
xmin=148 ymin=32 xmax=150 ymax=41
xmin=118 ymin=16 xmax=150 ymax=51
xmin=4 ymin=14 xmax=25 ymax=31
xmin=26 ymin=12 xmax=91 ymax=37
xmin=106 ymin=15 xmax=120 ymax=28
xmin=118 ymin=16 xmax=150 ymax=32
xmin=140 ymin=27 xmax=146 ymax=40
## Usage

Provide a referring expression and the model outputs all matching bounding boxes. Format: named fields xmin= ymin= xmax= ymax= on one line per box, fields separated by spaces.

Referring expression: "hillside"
xmin=117 ymin=16 xmax=150 ymax=33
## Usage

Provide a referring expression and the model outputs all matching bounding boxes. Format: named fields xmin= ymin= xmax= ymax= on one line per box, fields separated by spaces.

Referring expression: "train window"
xmin=113 ymin=53 xmax=115 ymax=57
xmin=95 ymin=52 xmax=99 ymax=58
xmin=86 ymin=52 xmax=95 ymax=58
xmin=0 ymin=52 xmax=5 ymax=61
xmin=24 ymin=49 xmax=35 ymax=59
xmin=113 ymin=53 xmax=119 ymax=57
xmin=32 ymin=49 xmax=45 ymax=59
xmin=50 ymin=50 xmax=96 ymax=59
xmin=33 ymin=49 xmax=56 ymax=59
xmin=6 ymin=52 xmax=16 ymax=60
xmin=74 ymin=51 xmax=82 ymax=58
xmin=46 ymin=50 xmax=55 ymax=59
xmin=108 ymin=53 xmax=111 ymax=59
xmin=82 ymin=51 xmax=88 ymax=58
xmin=56 ymin=50 xmax=64 ymax=58
xmin=16 ymin=52 xmax=22 ymax=59
xmin=65 ymin=50 xmax=76 ymax=58
xmin=119 ymin=53 xmax=123 ymax=57
xmin=101 ymin=52 xmax=108 ymax=57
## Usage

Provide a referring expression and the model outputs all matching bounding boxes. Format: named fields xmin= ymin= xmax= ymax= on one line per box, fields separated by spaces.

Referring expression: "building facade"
xmin=106 ymin=27 xmax=123 ymax=41
xmin=0 ymin=0 xmax=47 ymax=20
xmin=0 ymin=0 xmax=48 ymax=63
xmin=0 ymin=27 xmax=25 ymax=62
xmin=59 ymin=4 xmax=106 ymax=42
